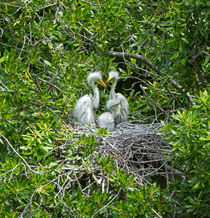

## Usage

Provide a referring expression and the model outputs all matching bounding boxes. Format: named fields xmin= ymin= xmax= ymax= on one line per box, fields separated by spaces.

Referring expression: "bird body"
xmin=106 ymin=70 xmax=129 ymax=125
xmin=74 ymin=71 xmax=107 ymax=125
xmin=106 ymin=93 xmax=129 ymax=124
xmin=98 ymin=112 xmax=114 ymax=131
xmin=74 ymin=94 xmax=94 ymax=125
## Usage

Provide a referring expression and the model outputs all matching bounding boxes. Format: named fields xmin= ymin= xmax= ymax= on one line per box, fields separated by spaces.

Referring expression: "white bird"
xmin=74 ymin=71 xmax=107 ymax=125
xmin=106 ymin=70 xmax=129 ymax=125
xmin=98 ymin=112 xmax=114 ymax=131
xmin=98 ymin=70 xmax=129 ymax=131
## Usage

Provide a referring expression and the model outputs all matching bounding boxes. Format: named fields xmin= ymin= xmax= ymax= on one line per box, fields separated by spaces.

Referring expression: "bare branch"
xmin=37 ymin=77 xmax=62 ymax=93
xmin=0 ymin=132 xmax=35 ymax=173
xmin=108 ymin=51 xmax=195 ymax=105
xmin=46 ymin=71 xmax=60 ymax=92
xmin=0 ymin=81 xmax=10 ymax=90
xmin=0 ymin=81 xmax=13 ymax=92
xmin=0 ymin=90 xmax=13 ymax=93
xmin=0 ymin=27 xmax=3 ymax=37
xmin=140 ymin=85 xmax=165 ymax=113
xmin=90 ymin=188 xmax=121 ymax=218
xmin=78 ymin=21 xmax=94 ymax=36
xmin=109 ymin=51 xmax=158 ymax=73
xmin=193 ymin=51 xmax=210 ymax=60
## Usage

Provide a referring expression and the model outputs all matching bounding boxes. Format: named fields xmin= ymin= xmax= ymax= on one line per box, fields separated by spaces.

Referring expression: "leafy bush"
xmin=161 ymin=90 xmax=210 ymax=217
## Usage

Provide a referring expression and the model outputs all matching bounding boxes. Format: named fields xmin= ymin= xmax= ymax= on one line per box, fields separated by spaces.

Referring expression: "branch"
xmin=34 ymin=100 xmax=71 ymax=128
xmin=78 ymin=22 xmax=94 ymax=36
xmin=109 ymin=52 xmax=158 ymax=73
xmin=32 ymin=3 xmax=58 ymax=11
xmin=90 ymin=188 xmax=121 ymax=218
xmin=108 ymin=51 xmax=194 ymax=105
xmin=37 ymin=77 xmax=62 ymax=93
xmin=0 ymin=90 xmax=13 ymax=93
xmin=0 ymin=132 xmax=35 ymax=173
xmin=139 ymin=85 xmax=165 ymax=113
xmin=192 ymin=51 xmax=210 ymax=60
xmin=0 ymin=2 xmax=23 ymax=8
xmin=46 ymin=71 xmax=59 ymax=92
xmin=0 ymin=81 xmax=10 ymax=90
xmin=0 ymin=81 xmax=13 ymax=92
xmin=190 ymin=51 xmax=209 ymax=86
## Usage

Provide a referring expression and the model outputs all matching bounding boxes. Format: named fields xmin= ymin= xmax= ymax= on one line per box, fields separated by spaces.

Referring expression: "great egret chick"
xmin=98 ymin=112 xmax=114 ymax=131
xmin=106 ymin=70 xmax=129 ymax=125
xmin=74 ymin=71 xmax=107 ymax=125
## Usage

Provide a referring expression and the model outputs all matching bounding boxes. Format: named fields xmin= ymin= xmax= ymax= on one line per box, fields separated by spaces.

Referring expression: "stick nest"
xmin=66 ymin=120 xmax=180 ymax=187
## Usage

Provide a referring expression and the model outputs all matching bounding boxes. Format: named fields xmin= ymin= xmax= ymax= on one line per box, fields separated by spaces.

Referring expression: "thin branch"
xmin=0 ymin=90 xmax=13 ymax=93
xmin=0 ymin=42 xmax=22 ymax=50
xmin=152 ymin=208 xmax=162 ymax=218
xmin=109 ymin=51 xmax=157 ymax=73
xmin=34 ymin=100 xmax=71 ymax=128
xmin=78 ymin=21 xmax=94 ymax=36
xmin=32 ymin=3 xmax=58 ymax=11
xmin=90 ymin=188 xmax=121 ymax=218
xmin=37 ymin=77 xmax=62 ymax=93
xmin=193 ymin=51 xmax=210 ymax=60
xmin=190 ymin=50 xmax=209 ymax=86
xmin=0 ymin=81 xmax=10 ymax=90
xmin=46 ymin=71 xmax=60 ymax=92
xmin=0 ymin=27 xmax=3 ymax=37
xmin=108 ymin=51 xmax=194 ymax=105
xmin=34 ymin=76 xmax=42 ymax=92
xmin=0 ymin=132 xmax=35 ymax=173
xmin=0 ymin=2 xmax=23 ymax=8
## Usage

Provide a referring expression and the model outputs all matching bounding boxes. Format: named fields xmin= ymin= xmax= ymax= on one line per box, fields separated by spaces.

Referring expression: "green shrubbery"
xmin=161 ymin=90 xmax=210 ymax=217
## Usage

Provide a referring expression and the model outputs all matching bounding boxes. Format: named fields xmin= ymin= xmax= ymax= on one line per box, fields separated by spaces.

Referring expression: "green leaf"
xmin=43 ymin=60 xmax=52 ymax=66
xmin=170 ymin=52 xmax=179 ymax=60
xmin=181 ymin=38 xmax=189 ymax=44
xmin=0 ymin=56 xmax=5 ymax=63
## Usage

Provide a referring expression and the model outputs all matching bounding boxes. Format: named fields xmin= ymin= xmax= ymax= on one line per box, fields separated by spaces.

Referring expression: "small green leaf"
xmin=181 ymin=58 xmax=186 ymax=65
xmin=170 ymin=52 xmax=179 ymax=60
xmin=0 ymin=56 xmax=5 ymax=63
xmin=130 ymin=58 xmax=136 ymax=64
xmin=43 ymin=60 xmax=52 ymax=66
xmin=182 ymin=38 xmax=189 ymax=44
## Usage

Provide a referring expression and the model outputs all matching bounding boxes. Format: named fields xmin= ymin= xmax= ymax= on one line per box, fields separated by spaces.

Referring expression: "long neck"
xmin=110 ymin=78 xmax=117 ymax=99
xmin=91 ymin=83 xmax=100 ymax=108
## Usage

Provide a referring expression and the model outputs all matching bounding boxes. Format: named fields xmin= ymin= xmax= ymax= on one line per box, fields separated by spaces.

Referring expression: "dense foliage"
xmin=0 ymin=0 xmax=209 ymax=217
xmin=161 ymin=91 xmax=210 ymax=217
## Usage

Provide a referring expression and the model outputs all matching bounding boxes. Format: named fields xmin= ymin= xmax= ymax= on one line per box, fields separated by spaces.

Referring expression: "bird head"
xmin=87 ymin=71 xmax=107 ymax=88
xmin=106 ymin=70 xmax=119 ymax=83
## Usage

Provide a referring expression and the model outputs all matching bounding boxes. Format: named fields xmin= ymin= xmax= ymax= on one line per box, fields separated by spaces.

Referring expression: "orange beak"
xmin=98 ymin=79 xmax=107 ymax=88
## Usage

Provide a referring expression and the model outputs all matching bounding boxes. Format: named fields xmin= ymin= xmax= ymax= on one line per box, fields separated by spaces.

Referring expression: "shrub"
xmin=161 ymin=90 xmax=210 ymax=217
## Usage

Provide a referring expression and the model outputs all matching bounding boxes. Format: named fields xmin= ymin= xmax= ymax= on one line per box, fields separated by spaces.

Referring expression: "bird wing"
xmin=116 ymin=93 xmax=129 ymax=122
xmin=74 ymin=94 xmax=94 ymax=124
xmin=107 ymin=93 xmax=129 ymax=124
xmin=106 ymin=98 xmax=121 ymax=110
xmin=118 ymin=93 xmax=129 ymax=116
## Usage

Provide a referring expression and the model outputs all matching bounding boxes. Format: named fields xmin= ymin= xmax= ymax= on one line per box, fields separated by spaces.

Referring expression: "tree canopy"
xmin=0 ymin=0 xmax=209 ymax=217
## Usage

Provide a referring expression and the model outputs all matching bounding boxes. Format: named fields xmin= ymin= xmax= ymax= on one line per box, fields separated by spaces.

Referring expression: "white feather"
xmin=98 ymin=112 xmax=114 ymax=131
xmin=74 ymin=71 xmax=104 ymax=125
xmin=107 ymin=70 xmax=129 ymax=125
xmin=74 ymin=94 xmax=94 ymax=125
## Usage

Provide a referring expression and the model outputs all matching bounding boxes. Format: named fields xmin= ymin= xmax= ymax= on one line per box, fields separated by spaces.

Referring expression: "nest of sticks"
xmin=64 ymin=119 xmax=182 ymax=188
